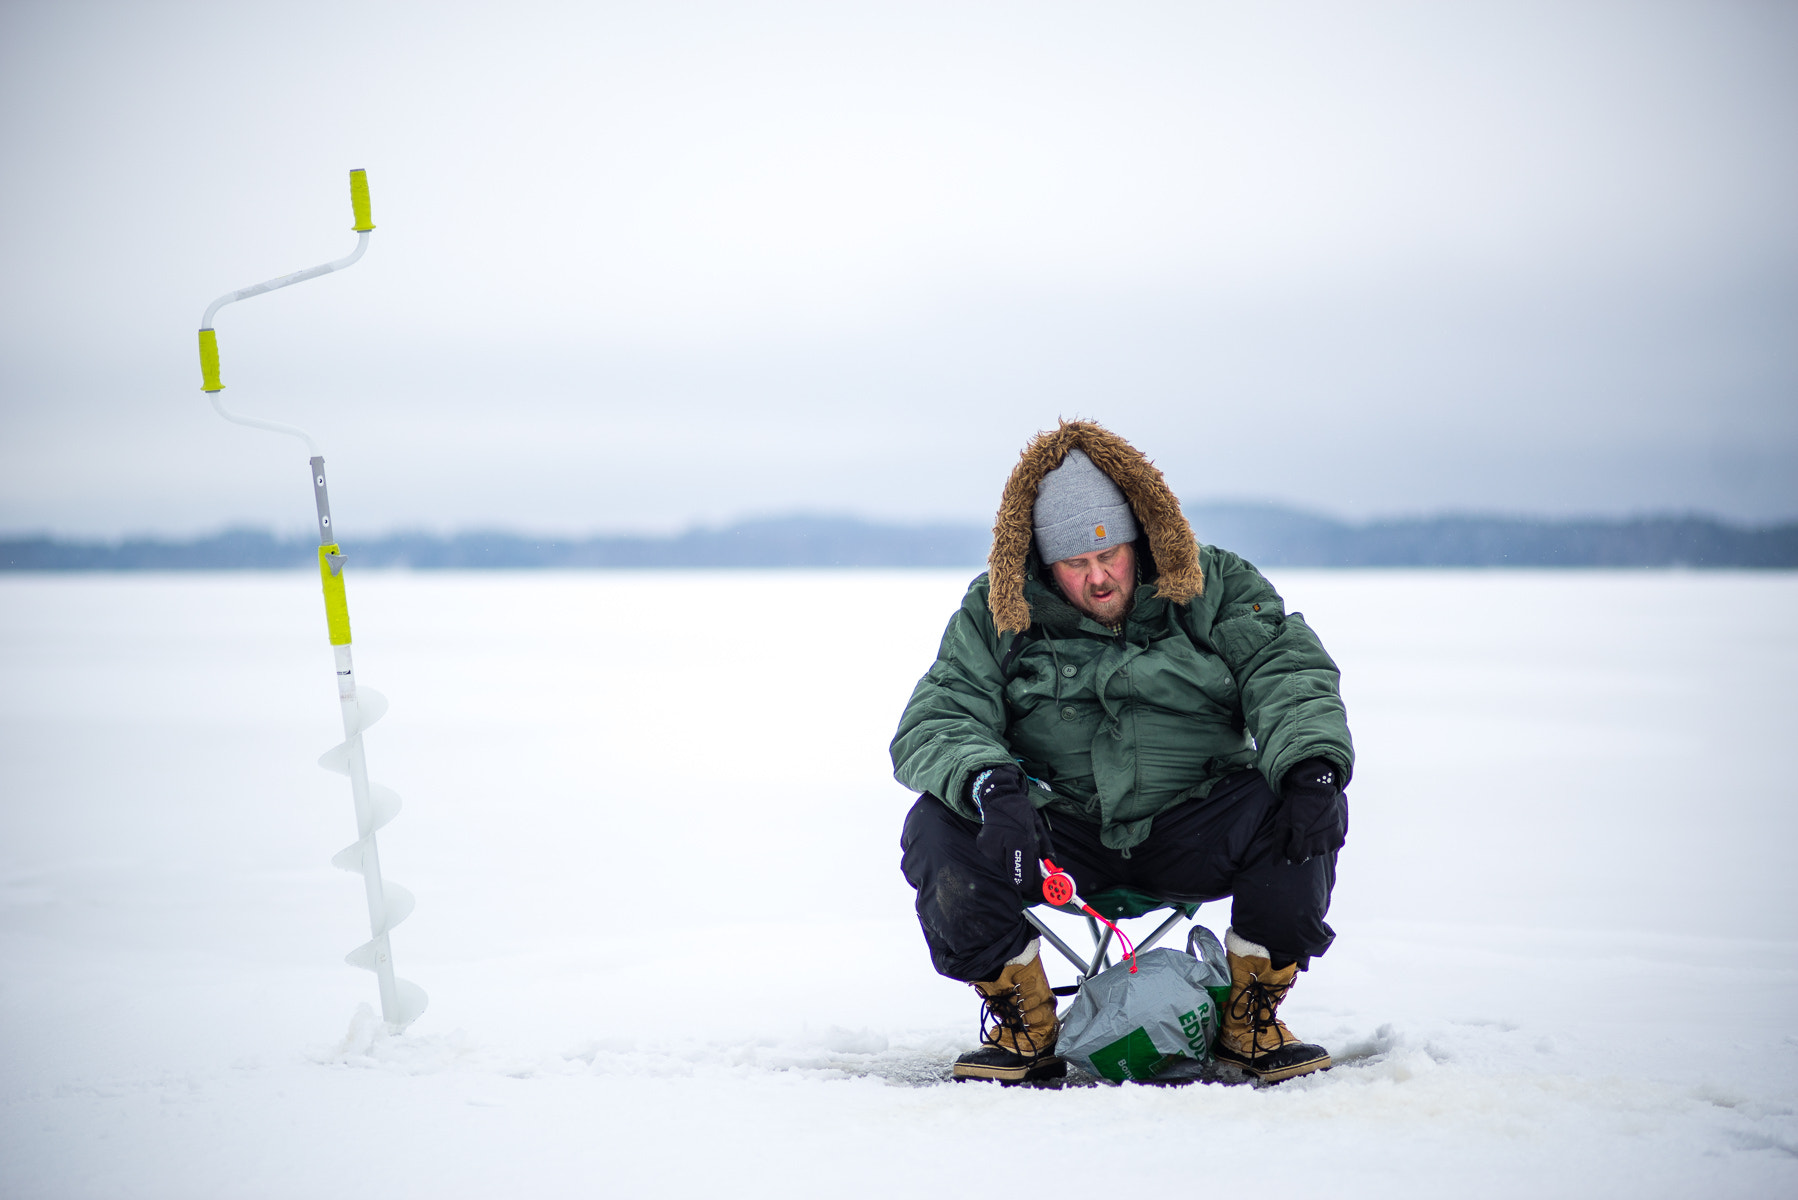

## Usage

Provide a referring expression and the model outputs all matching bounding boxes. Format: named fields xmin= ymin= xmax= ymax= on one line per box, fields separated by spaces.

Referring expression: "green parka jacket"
xmin=889 ymin=421 xmax=1353 ymax=852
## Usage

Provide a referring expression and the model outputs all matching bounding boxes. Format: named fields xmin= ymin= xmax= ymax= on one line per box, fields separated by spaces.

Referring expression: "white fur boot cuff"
xmin=1006 ymin=938 xmax=1041 ymax=968
xmin=1225 ymin=927 xmax=1272 ymax=960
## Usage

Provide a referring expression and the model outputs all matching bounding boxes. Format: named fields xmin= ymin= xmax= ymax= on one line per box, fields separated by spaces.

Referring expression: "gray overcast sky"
xmin=2 ymin=0 xmax=1794 ymax=538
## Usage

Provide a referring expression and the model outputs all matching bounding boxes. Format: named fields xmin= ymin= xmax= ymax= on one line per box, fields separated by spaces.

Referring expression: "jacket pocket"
xmin=1213 ymin=613 xmax=1280 ymax=667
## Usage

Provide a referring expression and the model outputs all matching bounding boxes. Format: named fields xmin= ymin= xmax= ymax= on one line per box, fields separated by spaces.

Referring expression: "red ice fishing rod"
xmin=1040 ymin=858 xmax=1137 ymax=973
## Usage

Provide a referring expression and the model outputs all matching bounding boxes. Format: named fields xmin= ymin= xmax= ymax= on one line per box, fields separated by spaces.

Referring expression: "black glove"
xmin=1277 ymin=757 xmax=1348 ymax=863
xmin=971 ymin=766 xmax=1053 ymax=899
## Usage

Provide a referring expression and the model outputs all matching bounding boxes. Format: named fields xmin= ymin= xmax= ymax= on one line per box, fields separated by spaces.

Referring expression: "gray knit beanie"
xmin=1032 ymin=448 xmax=1140 ymax=565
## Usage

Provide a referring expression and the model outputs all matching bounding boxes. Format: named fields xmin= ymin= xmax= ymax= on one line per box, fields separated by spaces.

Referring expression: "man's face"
xmin=1049 ymin=542 xmax=1137 ymax=625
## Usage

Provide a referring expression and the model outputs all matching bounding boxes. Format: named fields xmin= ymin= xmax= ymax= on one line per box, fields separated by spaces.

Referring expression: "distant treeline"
xmin=5 ymin=507 xmax=1796 ymax=570
xmin=1188 ymin=505 xmax=1798 ymax=569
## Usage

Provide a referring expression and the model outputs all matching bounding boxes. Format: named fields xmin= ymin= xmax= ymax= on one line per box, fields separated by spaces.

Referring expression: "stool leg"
xmin=1089 ymin=924 xmax=1114 ymax=975
xmin=1133 ymin=909 xmax=1189 ymax=955
xmin=1023 ymin=911 xmax=1092 ymax=976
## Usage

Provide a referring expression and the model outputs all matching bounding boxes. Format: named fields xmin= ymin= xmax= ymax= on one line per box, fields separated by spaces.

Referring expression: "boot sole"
xmin=952 ymin=1056 xmax=1068 ymax=1084
xmin=1212 ymin=1046 xmax=1332 ymax=1083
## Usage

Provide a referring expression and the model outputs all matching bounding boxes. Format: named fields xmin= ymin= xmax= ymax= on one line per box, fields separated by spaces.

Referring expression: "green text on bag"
xmin=1092 ymin=1026 xmax=1183 ymax=1083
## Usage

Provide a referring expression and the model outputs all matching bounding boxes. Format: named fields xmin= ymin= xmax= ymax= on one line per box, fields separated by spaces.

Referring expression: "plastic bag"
xmin=1057 ymin=925 xmax=1233 ymax=1083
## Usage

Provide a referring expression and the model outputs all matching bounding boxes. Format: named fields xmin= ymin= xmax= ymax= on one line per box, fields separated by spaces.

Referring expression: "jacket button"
xmin=1061 ymin=665 xmax=1077 ymax=678
xmin=1061 ymin=706 xmax=1077 ymax=720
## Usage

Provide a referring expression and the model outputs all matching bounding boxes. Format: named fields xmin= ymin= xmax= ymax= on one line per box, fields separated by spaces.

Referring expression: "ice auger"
xmin=197 ymin=170 xmax=427 ymax=1029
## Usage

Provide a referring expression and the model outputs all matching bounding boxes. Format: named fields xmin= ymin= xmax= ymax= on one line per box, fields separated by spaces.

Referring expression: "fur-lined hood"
xmin=988 ymin=420 xmax=1203 ymax=633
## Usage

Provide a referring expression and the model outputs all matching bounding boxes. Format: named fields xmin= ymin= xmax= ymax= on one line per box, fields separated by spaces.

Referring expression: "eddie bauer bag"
xmin=1057 ymin=925 xmax=1233 ymax=1083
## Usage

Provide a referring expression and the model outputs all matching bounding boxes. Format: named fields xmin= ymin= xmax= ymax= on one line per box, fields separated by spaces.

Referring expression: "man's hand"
xmin=1277 ymin=758 xmax=1348 ymax=863
xmin=971 ymin=766 xmax=1052 ymax=899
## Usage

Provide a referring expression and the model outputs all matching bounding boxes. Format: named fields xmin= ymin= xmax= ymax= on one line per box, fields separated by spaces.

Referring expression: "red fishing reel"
xmin=1039 ymin=856 xmax=1138 ymax=973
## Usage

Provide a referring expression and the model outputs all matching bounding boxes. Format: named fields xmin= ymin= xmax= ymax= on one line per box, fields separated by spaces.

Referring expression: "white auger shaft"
xmin=197 ymin=170 xmax=426 ymax=1029
xmin=311 ymin=461 xmax=427 ymax=1028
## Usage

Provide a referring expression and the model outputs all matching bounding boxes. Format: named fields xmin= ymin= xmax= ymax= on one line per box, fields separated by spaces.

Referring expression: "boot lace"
xmin=1228 ymin=973 xmax=1293 ymax=1061
xmin=978 ymin=985 xmax=1048 ymax=1058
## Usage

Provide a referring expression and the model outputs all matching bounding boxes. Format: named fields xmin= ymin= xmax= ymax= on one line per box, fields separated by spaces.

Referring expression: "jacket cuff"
xmin=945 ymin=756 xmax=1015 ymax=822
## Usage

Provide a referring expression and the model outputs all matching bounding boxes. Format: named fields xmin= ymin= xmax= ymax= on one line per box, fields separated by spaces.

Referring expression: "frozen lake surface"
xmin=2 ymin=568 xmax=1795 ymax=1197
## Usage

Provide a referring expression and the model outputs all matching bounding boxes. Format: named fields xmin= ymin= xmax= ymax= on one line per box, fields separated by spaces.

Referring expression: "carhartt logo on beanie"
xmin=1032 ymin=448 xmax=1139 ymax=565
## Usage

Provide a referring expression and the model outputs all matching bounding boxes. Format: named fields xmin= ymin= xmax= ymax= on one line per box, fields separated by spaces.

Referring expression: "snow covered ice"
xmin=2 ymin=568 xmax=1795 ymax=1197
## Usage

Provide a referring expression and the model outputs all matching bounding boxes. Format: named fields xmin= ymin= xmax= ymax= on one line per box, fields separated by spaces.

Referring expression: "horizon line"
xmin=7 ymin=502 xmax=1798 ymax=545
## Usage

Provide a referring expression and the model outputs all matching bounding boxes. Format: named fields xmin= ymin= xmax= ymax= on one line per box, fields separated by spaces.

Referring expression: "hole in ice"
xmin=821 ymin=1026 xmax=889 ymax=1055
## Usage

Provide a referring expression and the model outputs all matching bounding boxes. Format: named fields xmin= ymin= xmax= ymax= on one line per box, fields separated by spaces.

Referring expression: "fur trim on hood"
xmin=988 ymin=420 xmax=1202 ymax=634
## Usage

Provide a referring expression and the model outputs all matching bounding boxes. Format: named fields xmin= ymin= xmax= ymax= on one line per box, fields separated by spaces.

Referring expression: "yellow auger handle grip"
xmin=318 ymin=543 xmax=353 ymax=645
xmin=350 ymin=169 xmax=375 ymax=232
xmin=198 ymin=328 xmax=223 ymax=393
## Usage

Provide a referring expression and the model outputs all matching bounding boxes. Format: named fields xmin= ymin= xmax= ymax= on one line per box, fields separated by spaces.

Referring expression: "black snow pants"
xmin=899 ymin=768 xmax=1337 ymax=984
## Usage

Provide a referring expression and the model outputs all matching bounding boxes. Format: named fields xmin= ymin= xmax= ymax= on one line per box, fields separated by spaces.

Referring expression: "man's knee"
xmin=899 ymin=793 xmax=1033 ymax=982
xmin=900 ymin=793 xmax=980 ymax=883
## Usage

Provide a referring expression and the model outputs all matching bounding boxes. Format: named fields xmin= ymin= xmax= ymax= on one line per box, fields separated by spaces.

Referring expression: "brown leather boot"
xmin=952 ymin=940 xmax=1066 ymax=1083
xmin=1213 ymin=927 xmax=1332 ymax=1083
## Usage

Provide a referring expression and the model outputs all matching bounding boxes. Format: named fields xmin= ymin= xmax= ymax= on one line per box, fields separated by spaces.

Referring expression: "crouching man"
xmin=891 ymin=421 xmax=1353 ymax=1083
